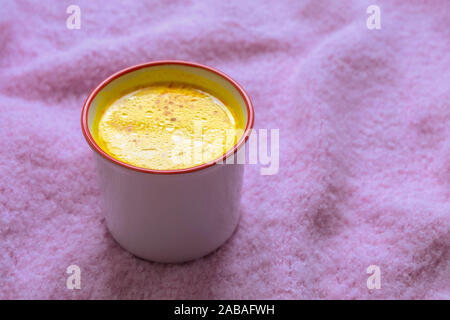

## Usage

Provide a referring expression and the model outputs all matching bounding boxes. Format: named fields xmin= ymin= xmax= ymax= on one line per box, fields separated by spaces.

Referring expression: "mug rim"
xmin=81 ymin=60 xmax=255 ymax=175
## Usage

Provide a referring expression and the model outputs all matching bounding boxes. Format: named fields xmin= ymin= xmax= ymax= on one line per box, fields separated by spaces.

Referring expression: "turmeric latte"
xmin=95 ymin=83 xmax=241 ymax=170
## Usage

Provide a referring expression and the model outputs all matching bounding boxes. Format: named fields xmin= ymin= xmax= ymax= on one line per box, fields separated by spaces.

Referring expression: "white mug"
xmin=81 ymin=61 xmax=254 ymax=263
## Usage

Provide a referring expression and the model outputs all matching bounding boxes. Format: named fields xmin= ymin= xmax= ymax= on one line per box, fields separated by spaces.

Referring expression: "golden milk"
xmin=95 ymin=83 xmax=242 ymax=170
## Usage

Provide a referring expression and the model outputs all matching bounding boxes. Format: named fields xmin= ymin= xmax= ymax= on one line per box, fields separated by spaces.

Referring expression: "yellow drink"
xmin=94 ymin=83 xmax=243 ymax=170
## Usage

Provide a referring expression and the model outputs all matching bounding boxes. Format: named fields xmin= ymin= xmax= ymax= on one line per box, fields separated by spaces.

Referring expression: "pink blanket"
xmin=1 ymin=0 xmax=449 ymax=299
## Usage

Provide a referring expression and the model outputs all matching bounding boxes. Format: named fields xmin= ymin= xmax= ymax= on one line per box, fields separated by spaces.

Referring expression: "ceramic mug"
xmin=81 ymin=61 xmax=254 ymax=263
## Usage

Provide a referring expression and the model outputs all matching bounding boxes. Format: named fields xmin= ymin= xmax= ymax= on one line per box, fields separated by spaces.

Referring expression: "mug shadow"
xmin=91 ymin=208 xmax=250 ymax=299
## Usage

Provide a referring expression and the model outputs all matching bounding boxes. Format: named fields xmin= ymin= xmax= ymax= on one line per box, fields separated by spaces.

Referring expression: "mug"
xmin=81 ymin=61 xmax=254 ymax=263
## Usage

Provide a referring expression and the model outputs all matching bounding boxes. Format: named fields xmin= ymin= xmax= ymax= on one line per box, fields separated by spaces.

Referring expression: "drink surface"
xmin=96 ymin=83 xmax=240 ymax=170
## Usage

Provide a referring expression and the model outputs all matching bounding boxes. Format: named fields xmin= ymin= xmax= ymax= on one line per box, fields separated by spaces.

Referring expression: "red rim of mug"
xmin=81 ymin=60 xmax=255 ymax=174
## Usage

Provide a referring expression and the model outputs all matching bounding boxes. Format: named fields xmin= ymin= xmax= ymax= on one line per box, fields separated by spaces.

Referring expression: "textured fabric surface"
xmin=0 ymin=0 xmax=449 ymax=299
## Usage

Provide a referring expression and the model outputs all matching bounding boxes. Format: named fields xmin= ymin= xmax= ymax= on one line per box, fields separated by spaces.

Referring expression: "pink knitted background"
xmin=0 ymin=0 xmax=449 ymax=299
